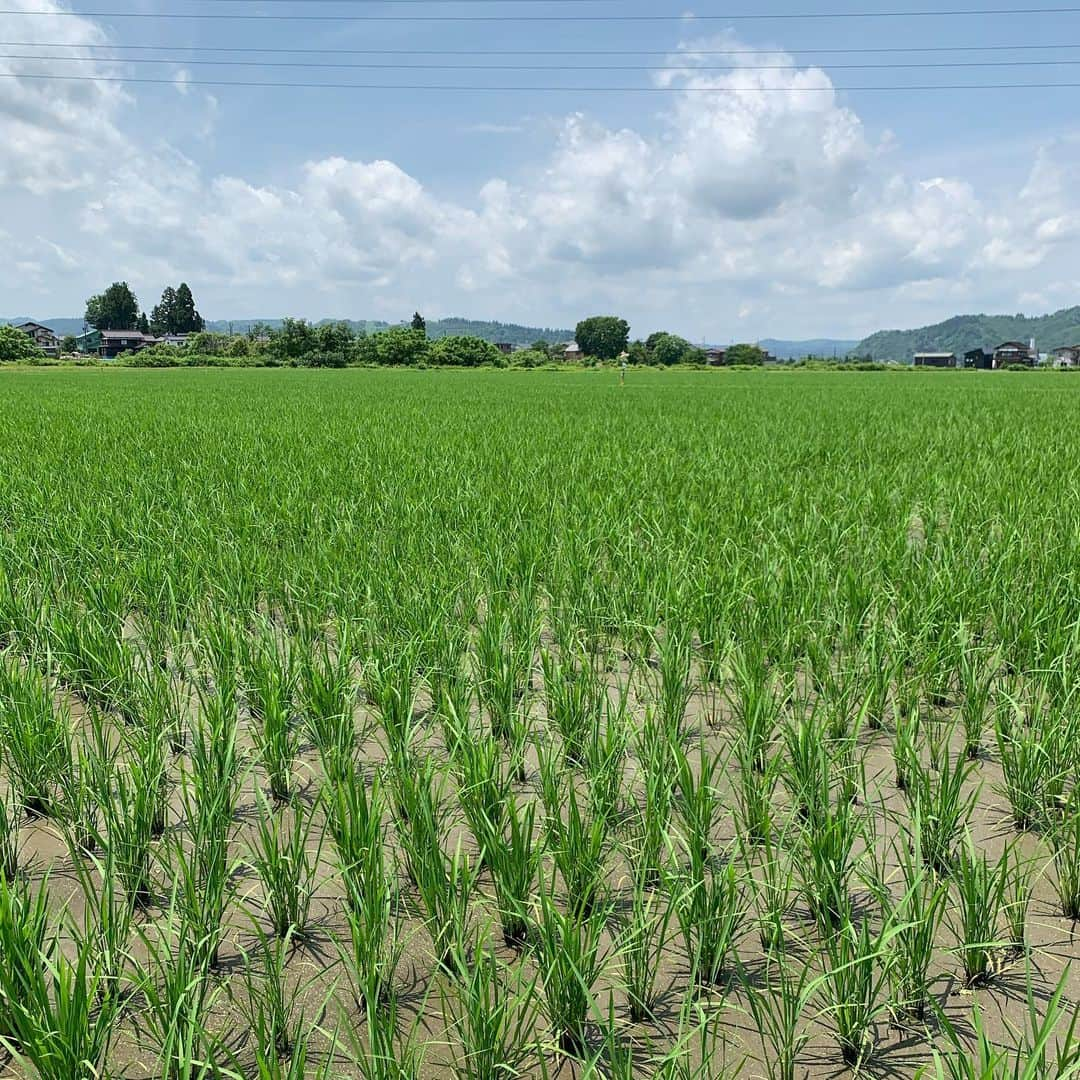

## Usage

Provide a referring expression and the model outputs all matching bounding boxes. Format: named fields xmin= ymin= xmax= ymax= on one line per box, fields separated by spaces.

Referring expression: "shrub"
xmin=429 ymin=335 xmax=503 ymax=367
xmin=0 ymin=325 xmax=43 ymax=363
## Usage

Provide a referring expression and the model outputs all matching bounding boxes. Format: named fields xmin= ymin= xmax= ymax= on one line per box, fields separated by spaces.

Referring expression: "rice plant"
xmin=101 ymin=751 xmax=159 ymax=909
xmin=246 ymin=792 xmax=322 ymax=940
xmin=1046 ymin=801 xmax=1080 ymax=920
xmin=957 ymin=631 xmax=995 ymax=760
xmin=299 ymin=632 xmax=358 ymax=786
xmin=950 ymin=835 xmax=1006 ymax=988
xmin=632 ymin=711 xmax=676 ymax=887
xmin=655 ymin=625 xmax=694 ymax=746
xmin=0 ymin=927 xmax=122 ymax=1080
xmin=1002 ymin=841 xmax=1037 ymax=954
xmin=0 ymin=787 xmax=19 ymax=883
xmin=819 ymin=916 xmax=896 ymax=1069
xmin=484 ymin=791 xmax=540 ymax=950
xmin=530 ymin=875 xmax=611 ymax=1056
xmin=542 ymin=647 xmax=604 ymax=768
xmin=231 ymin=928 xmax=335 ymax=1075
xmin=247 ymin=635 xmax=299 ymax=803
xmin=792 ymin=795 xmax=861 ymax=935
xmin=870 ymin=832 xmax=947 ymax=1022
xmin=739 ymin=956 xmax=816 ymax=1080
xmin=0 ymin=655 xmax=70 ymax=817
xmin=442 ymin=935 xmax=539 ymax=1080
xmin=168 ymin=760 xmax=239 ymax=969
xmin=0 ymin=872 xmax=51 ymax=1044
xmin=539 ymin=745 xmax=611 ymax=918
xmin=671 ymin=853 xmax=746 ymax=990
xmin=904 ymin=732 xmax=978 ymax=874
xmin=615 ymin=860 xmax=676 ymax=1023
xmin=132 ymin=915 xmax=227 ymax=1080
xmin=326 ymin=770 xmax=402 ymax=1012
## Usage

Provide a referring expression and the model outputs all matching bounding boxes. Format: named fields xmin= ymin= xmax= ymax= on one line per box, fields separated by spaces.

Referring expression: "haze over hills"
xmin=856 ymin=307 xmax=1080 ymax=361
xmin=758 ymin=338 xmax=860 ymax=360
xmin=2 ymin=316 xmax=575 ymax=347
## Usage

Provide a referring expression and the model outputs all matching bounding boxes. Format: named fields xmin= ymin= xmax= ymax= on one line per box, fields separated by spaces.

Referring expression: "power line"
xmin=9 ymin=51 xmax=1080 ymax=70
xmin=4 ymin=4 xmax=1080 ymax=21
xmin=6 ymin=38 xmax=1080 ymax=54
xmin=6 ymin=70 xmax=1080 ymax=88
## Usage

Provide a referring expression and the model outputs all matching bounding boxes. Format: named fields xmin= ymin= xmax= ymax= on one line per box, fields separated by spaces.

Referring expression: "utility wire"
xmin=9 ymin=51 xmax=1080 ymax=69
xmin=6 ymin=70 xmax=1080 ymax=88
xmin=5 ymin=4 xmax=1080 ymax=21
xmin=6 ymin=38 xmax=1080 ymax=54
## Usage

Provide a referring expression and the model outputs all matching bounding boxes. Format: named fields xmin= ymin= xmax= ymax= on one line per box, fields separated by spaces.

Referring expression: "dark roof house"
xmin=15 ymin=321 xmax=59 ymax=356
xmin=913 ymin=352 xmax=958 ymax=368
xmin=76 ymin=329 xmax=158 ymax=358
xmin=993 ymin=341 xmax=1037 ymax=368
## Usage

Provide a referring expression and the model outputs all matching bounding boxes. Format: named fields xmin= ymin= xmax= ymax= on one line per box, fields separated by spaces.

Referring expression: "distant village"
xmin=914 ymin=340 xmax=1080 ymax=368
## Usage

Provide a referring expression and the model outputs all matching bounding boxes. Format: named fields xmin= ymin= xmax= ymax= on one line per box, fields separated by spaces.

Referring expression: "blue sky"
xmin=3 ymin=1 xmax=1080 ymax=340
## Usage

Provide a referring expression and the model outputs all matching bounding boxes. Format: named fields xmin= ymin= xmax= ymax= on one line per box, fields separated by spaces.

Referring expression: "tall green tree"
xmin=150 ymin=287 xmax=177 ymax=335
xmin=173 ymin=283 xmax=205 ymax=333
xmin=411 ymin=311 xmax=427 ymax=335
xmin=150 ymin=284 xmax=205 ymax=334
xmin=575 ymin=316 xmax=629 ymax=361
xmin=137 ymin=312 xmax=150 ymax=335
xmin=84 ymin=282 xmax=140 ymax=331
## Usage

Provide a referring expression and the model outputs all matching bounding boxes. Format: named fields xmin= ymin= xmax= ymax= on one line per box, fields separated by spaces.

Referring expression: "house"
xmin=913 ymin=352 xmax=958 ymax=368
xmin=15 ymin=321 xmax=59 ymax=357
xmin=964 ymin=348 xmax=993 ymax=370
xmin=705 ymin=347 xmax=726 ymax=366
xmin=559 ymin=341 xmax=584 ymax=362
xmin=157 ymin=333 xmax=189 ymax=347
xmin=1051 ymin=345 xmax=1080 ymax=368
xmin=993 ymin=340 xmax=1037 ymax=368
xmin=76 ymin=329 xmax=158 ymax=359
xmin=493 ymin=342 xmax=513 ymax=355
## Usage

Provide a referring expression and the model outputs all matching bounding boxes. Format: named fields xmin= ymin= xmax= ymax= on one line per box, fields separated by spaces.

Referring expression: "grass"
xmin=2 ymin=366 xmax=1080 ymax=1076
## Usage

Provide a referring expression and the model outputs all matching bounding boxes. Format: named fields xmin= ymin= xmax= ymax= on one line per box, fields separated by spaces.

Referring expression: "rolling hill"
xmin=856 ymin=307 xmax=1080 ymax=362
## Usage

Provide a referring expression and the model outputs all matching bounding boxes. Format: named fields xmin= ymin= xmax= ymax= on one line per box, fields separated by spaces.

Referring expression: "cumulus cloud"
xmin=2 ymin=19 xmax=1077 ymax=335
xmin=0 ymin=0 xmax=129 ymax=193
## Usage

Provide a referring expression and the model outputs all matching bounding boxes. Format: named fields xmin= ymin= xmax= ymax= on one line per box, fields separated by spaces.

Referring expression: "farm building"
xmin=493 ymin=342 xmax=513 ymax=355
xmin=1051 ymin=345 xmax=1080 ymax=368
xmin=705 ymin=347 xmax=727 ymax=366
xmin=559 ymin=341 xmax=584 ymax=362
xmin=993 ymin=341 xmax=1037 ymax=368
xmin=964 ymin=348 xmax=993 ymax=369
xmin=15 ymin=321 xmax=59 ymax=357
xmin=157 ymin=333 xmax=190 ymax=347
xmin=76 ymin=329 xmax=158 ymax=359
xmin=913 ymin=352 xmax=958 ymax=368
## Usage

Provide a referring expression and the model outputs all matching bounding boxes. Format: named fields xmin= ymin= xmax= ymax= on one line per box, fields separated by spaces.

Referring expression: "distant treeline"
xmin=114 ymin=321 xmax=564 ymax=368
xmin=201 ymin=317 xmax=573 ymax=347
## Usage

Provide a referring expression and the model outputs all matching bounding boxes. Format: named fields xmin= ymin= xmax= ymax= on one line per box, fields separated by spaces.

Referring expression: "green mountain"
xmin=856 ymin=307 xmax=1080 ymax=362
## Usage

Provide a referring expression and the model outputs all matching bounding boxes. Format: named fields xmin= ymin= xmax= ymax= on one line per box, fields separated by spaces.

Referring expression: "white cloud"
xmin=3 ymin=19 xmax=1079 ymax=337
xmin=0 ymin=0 xmax=129 ymax=193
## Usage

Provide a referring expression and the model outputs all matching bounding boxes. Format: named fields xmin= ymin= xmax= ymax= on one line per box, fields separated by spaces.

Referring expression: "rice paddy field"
xmin=3 ymin=366 xmax=1080 ymax=1079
